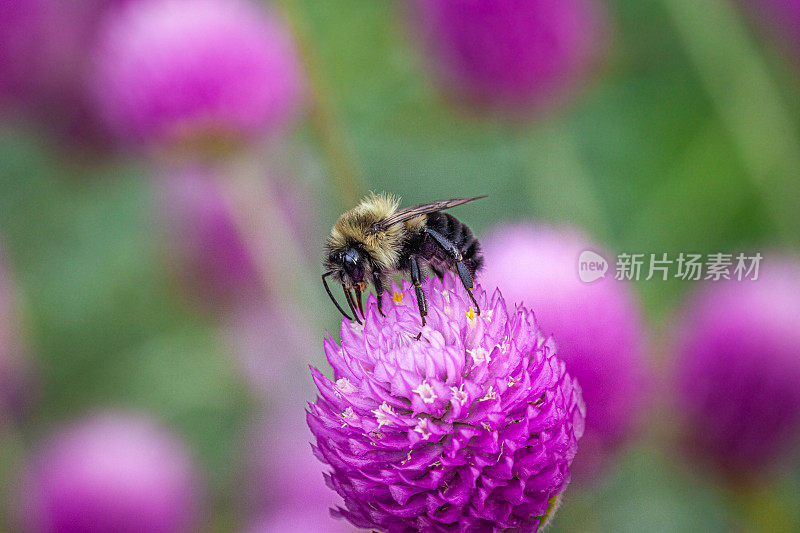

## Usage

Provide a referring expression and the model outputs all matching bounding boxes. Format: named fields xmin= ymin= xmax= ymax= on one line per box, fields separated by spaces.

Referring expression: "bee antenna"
xmin=322 ymin=271 xmax=353 ymax=321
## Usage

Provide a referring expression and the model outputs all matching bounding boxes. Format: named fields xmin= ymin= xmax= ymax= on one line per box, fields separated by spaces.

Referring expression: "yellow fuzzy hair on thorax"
xmin=328 ymin=193 xmax=406 ymax=270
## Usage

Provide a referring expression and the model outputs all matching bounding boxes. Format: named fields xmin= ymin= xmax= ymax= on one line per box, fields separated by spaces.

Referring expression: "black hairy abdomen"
xmin=402 ymin=211 xmax=483 ymax=277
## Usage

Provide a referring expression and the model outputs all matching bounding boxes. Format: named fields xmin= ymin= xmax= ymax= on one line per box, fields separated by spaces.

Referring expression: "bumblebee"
xmin=322 ymin=193 xmax=485 ymax=325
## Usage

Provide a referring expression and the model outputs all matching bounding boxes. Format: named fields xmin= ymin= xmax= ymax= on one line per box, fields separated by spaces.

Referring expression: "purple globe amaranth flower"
xmin=243 ymin=409 xmax=358 ymax=532
xmin=675 ymin=256 xmax=800 ymax=480
xmin=0 ymin=0 xmax=92 ymax=106
xmin=17 ymin=412 xmax=202 ymax=533
xmin=479 ymin=224 xmax=648 ymax=479
xmin=224 ymin=300 xmax=322 ymax=401
xmin=0 ymin=0 xmax=52 ymax=105
xmin=157 ymin=163 xmax=319 ymax=314
xmin=157 ymin=167 xmax=261 ymax=308
xmin=244 ymin=511 xmax=355 ymax=533
xmin=411 ymin=0 xmax=607 ymax=114
xmin=0 ymin=0 xmax=128 ymax=146
xmin=307 ymin=273 xmax=585 ymax=532
xmin=91 ymin=0 xmax=305 ymax=149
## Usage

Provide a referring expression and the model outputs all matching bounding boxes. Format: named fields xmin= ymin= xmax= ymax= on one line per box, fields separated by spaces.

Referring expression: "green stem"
xmin=214 ymin=152 xmax=321 ymax=310
xmin=727 ymin=480 xmax=798 ymax=533
xmin=523 ymin=121 xmax=612 ymax=241
xmin=278 ymin=0 xmax=366 ymax=209
xmin=659 ymin=0 xmax=800 ymax=245
xmin=0 ymin=421 xmax=27 ymax=527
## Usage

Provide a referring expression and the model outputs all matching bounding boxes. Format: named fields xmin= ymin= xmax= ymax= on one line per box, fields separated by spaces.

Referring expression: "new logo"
xmin=578 ymin=250 xmax=608 ymax=283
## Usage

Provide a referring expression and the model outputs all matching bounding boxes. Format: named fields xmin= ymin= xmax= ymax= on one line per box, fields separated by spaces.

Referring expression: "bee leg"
xmin=354 ymin=286 xmax=365 ymax=319
xmin=424 ymin=228 xmax=481 ymax=315
xmin=456 ymin=261 xmax=481 ymax=316
xmin=373 ymin=272 xmax=386 ymax=317
xmin=343 ymin=286 xmax=362 ymax=325
xmin=410 ymin=256 xmax=427 ymax=328
xmin=431 ymin=266 xmax=445 ymax=280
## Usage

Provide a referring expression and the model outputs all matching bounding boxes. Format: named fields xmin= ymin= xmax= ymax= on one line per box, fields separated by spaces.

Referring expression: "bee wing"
xmin=372 ymin=196 xmax=486 ymax=233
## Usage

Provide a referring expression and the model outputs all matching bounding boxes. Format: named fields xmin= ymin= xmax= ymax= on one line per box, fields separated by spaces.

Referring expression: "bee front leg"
xmin=354 ymin=286 xmax=365 ymax=318
xmin=409 ymin=256 xmax=427 ymax=328
xmin=343 ymin=286 xmax=362 ymax=325
xmin=373 ymin=272 xmax=386 ymax=317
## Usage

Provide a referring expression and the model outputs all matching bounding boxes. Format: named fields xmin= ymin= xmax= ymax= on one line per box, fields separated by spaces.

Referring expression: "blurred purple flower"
xmin=223 ymin=300 xmax=320 ymax=402
xmin=741 ymin=0 xmax=800 ymax=65
xmin=411 ymin=0 xmax=607 ymax=113
xmin=307 ymin=273 xmax=585 ymax=531
xmin=0 ymin=0 xmax=79 ymax=105
xmin=17 ymin=412 xmax=202 ymax=533
xmin=243 ymin=511 xmax=353 ymax=533
xmin=0 ymin=0 xmax=127 ymax=144
xmin=479 ymin=224 xmax=648 ymax=479
xmin=243 ymin=409 xmax=357 ymax=532
xmin=675 ymin=256 xmax=800 ymax=480
xmin=156 ymin=164 xmax=319 ymax=313
xmin=157 ymin=167 xmax=261 ymax=307
xmin=91 ymin=0 xmax=305 ymax=148
xmin=0 ymin=0 xmax=43 ymax=104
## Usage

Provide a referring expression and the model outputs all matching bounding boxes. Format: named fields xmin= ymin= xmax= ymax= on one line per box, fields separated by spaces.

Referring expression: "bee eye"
xmin=342 ymin=252 xmax=357 ymax=268
xmin=341 ymin=248 xmax=364 ymax=282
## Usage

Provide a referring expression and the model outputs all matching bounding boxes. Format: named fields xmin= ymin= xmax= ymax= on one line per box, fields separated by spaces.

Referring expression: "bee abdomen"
xmin=424 ymin=212 xmax=483 ymax=275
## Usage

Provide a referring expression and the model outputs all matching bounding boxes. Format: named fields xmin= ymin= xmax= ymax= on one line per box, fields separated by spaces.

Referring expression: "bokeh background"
xmin=1 ymin=0 xmax=800 ymax=531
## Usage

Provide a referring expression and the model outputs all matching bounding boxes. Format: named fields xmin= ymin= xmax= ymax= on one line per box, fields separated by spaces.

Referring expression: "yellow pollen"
xmin=391 ymin=292 xmax=403 ymax=303
xmin=465 ymin=307 xmax=476 ymax=322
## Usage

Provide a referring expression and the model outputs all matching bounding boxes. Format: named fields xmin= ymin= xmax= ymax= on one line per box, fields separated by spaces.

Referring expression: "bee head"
xmin=329 ymin=246 xmax=366 ymax=287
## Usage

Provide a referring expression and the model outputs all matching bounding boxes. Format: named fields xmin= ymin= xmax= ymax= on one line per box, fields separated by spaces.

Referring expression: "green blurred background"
xmin=1 ymin=0 xmax=799 ymax=531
